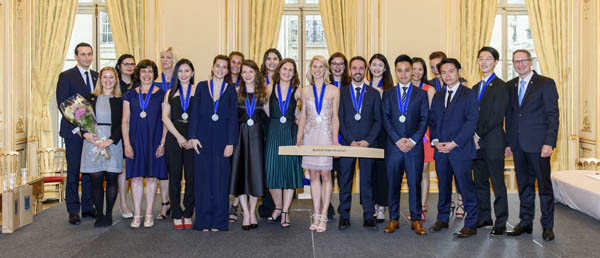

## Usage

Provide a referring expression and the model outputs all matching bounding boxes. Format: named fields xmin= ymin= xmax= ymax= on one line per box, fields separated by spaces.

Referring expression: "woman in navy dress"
xmin=189 ymin=55 xmax=238 ymax=231
xmin=122 ymin=59 xmax=168 ymax=229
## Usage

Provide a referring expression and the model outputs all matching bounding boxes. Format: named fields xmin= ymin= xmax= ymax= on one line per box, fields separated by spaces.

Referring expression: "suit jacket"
xmin=338 ymin=84 xmax=382 ymax=146
xmin=81 ymin=93 xmax=123 ymax=144
xmin=506 ymin=71 xmax=559 ymax=153
xmin=382 ymin=85 xmax=429 ymax=154
xmin=429 ymin=85 xmax=479 ymax=160
xmin=472 ymin=76 xmax=509 ymax=149
xmin=56 ymin=66 xmax=98 ymax=138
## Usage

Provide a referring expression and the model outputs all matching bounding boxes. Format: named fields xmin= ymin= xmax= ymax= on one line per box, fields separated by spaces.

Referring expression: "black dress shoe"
xmin=490 ymin=227 xmax=506 ymax=236
xmin=338 ymin=218 xmax=351 ymax=231
xmin=507 ymin=224 xmax=532 ymax=236
xmin=250 ymin=223 xmax=258 ymax=229
xmin=69 ymin=214 xmax=81 ymax=225
xmin=103 ymin=215 xmax=113 ymax=227
xmin=242 ymin=224 xmax=251 ymax=231
xmin=429 ymin=220 xmax=449 ymax=232
xmin=542 ymin=228 xmax=555 ymax=241
xmin=453 ymin=227 xmax=477 ymax=238
xmin=363 ymin=219 xmax=378 ymax=231
xmin=82 ymin=209 xmax=97 ymax=219
xmin=477 ymin=220 xmax=493 ymax=228
xmin=94 ymin=216 xmax=105 ymax=228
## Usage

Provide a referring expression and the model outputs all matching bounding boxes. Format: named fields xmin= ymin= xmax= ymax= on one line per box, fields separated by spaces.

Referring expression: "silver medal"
xmin=212 ymin=113 xmax=219 ymax=121
xmin=315 ymin=115 xmax=323 ymax=123
xmin=140 ymin=111 xmax=147 ymax=118
xmin=181 ymin=112 xmax=189 ymax=120
xmin=280 ymin=116 xmax=287 ymax=124
xmin=399 ymin=115 xmax=406 ymax=123
xmin=247 ymin=119 xmax=254 ymax=126
xmin=354 ymin=113 xmax=361 ymax=121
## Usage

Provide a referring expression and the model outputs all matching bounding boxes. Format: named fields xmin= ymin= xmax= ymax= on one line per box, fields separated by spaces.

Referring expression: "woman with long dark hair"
xmin=260 ymin=48 xmax=282 ymax=86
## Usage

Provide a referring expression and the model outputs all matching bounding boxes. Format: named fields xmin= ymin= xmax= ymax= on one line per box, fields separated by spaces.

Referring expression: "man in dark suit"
xmin=427 ymin=51 xmax=447 ymax=92
xmin=337 ymin=56 xmax=382 ymax=231
xmin=472 ymin=46 xmax=510 ymax=235
xmin=505 ymin=49 xmax=559 ymax=241
xmin=381 ymin=55 xmax=429 ymax=235
xmin=428 ymin=58 xmax=479 ymax=238
xmin=56 ymin=42 xmax=98 ymax=225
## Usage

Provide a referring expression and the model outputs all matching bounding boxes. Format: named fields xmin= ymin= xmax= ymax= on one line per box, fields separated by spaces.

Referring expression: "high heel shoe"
xmin=376 ymin=206 xmax=386 ymax=223
xmin=229 ymin=204 xmax=239 ymax=223
xmin=156 ymin=202 xmax=171 ymax=220
xmin=130 ymin=216 xmax=142 ymax=228
xmin=456 ymin=202 xmax=465 ymax=219
xmin=316 ymin=215 xmax=328 ymax=233
xmin=173 ymin=219 xmax=184 ymax=230
xmin=281 ymin=212 xmax=290 ymax=229
xmin=183 ymin=217 xmax=193 ymax=229
xmin=421 ymin=206 xmax=428 ymax=223
xmin=450 ymin=201 xmax=456 ymax=217
xmin=267 ymin=208 xmax=282 ymax=224
xmin=120 ymin=206 xmax=133 ymax=219
xmin=242 ymin=224 xmax=251 ymax=231
xmin=144 ymin=215 xmax=154 ymax=228
xmin=309 ymin=214 xmax=321 ymax=231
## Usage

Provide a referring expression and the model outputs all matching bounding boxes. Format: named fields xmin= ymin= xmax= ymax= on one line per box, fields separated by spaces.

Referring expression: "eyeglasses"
xmin=513 ymin=59 xmax=531 ymax=65
xmin=122 ymin=62 xmax=135 ymax=67
xmin=331 ymin=62 xmax=345 ymax=67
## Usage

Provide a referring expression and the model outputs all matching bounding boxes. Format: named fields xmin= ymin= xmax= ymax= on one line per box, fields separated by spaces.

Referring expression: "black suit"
xmin=472 ymin=76 xmax=509 ymax=228
xmin=56 ymin=66 xmax=98 ymax=215
xmin=337 ymin=83 xmax=382 ymax=221
xmin=506 ymin=71 xmax=559 ymax=229
xmin=382 ymin=84 xmax=429 ymax=221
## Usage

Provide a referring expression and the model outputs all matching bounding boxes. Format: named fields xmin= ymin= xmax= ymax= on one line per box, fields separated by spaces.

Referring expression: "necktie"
xmin=84 ymin=71 xmax=92 ymax=92
xmin=446 ymin=90 xmax=454 ymax=107
xmin=401 ymin=87 xmax=408 ymax=104
xmin=518 ymin=80 xmax=526 ymax=107
xmin=355 ymin=87 xmax=361 ymax=103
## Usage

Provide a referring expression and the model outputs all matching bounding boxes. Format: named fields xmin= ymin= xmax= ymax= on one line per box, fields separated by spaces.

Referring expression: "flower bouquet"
xmin=59 ymin=94 xmax=111 ymax=160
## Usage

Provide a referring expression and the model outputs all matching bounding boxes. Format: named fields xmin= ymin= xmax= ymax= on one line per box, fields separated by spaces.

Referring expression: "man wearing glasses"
xmin=505 ymin=49 xmax=559 ymax=241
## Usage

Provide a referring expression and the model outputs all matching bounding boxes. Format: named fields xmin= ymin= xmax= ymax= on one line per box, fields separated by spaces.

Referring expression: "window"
xmin=277 ymin=0 xmax=328 ymax=84
xmin=63 ymin=0 xmax=116 ymax=72
xmin=489 ymin=0 xmax=539 ymax=80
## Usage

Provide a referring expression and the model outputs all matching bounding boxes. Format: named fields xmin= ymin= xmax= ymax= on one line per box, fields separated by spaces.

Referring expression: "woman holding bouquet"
xmin=80 ymin=66 xmax=123 ymax=227
xmin=122 ymin=59 xmax=168 ymax=228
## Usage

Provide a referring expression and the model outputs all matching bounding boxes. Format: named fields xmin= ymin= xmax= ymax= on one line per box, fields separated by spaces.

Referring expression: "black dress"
xmin=230 ymin=93 xmax=266 ymax=197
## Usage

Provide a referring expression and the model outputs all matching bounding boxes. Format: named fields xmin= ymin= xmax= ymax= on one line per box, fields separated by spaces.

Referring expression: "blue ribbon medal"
xmin=138 ymin=83 xmax=155 ymax=118
xmin=209 ymin=80 xmax=226 ymax=121
xmin=277 ymin=83 xmax=292 ymax=124
xmin=178 ymin=83 xmax=192 ymax=121
xmin=349 ymin=84 xmax=366 ymax=121
xmin=312 ymin=83 xmax=326 ymax=123
xmin=396 ymin=83 xmax=413 ymax=123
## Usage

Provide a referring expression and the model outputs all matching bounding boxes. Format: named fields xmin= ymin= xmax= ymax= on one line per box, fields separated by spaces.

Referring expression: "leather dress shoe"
xmin=542 ymin=228 xmax=555 ymax=241
xmin=69 ymin=214 xmax=81 ymax=225
xmin=410 ymin=221 xmax=427 ymax=235
xmin=429 ymin=220 xmax=449 ymax=232
xmin=453 ymin=227 xmax=477 ymax=238
xmin=507 ymin=223 xmax=532 ymax=236
xmin=384 ymin=220 xmax=399 ymax=233
xmin=338 ymin=218 xmax=351 ymax=231
xmin=363 ymin=219 xmax=378 ymax=231
xmin=490 ymin=227 xmax=506 ymax=236
xmin=477 ymin=220 xmax=493 ymax=228
xmin=82 ymin=209 xmax=97 ymax=219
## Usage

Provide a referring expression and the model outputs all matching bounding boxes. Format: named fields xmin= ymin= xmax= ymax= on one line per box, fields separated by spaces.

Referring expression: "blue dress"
xmin=188 ymin=80 xmax=238 ymax=231
xmin=123 ymin=87 xmax=168 ymax=179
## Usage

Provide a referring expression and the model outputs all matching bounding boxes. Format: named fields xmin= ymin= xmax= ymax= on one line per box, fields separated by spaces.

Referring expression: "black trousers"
xmin=165 ymin=136 xmax=195 ymax=219
xmin=89 ymin=171 xmax=118 ymax=218
xmin=473 ymin=147 xmax=508 ymax=227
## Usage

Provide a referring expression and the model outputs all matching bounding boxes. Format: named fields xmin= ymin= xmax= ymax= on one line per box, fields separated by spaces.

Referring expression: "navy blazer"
xmin=338 ymin=84 xmax=382 ymax=146
xmin=382 ymin=85 xmax=429 ymax=154
xmin=56 ymin=66 xmax=98 ymax=138
xmin=506 ymin=71 xmax=559 ymax=153
xmin=429 ymin=85 xmax=479 ymax=160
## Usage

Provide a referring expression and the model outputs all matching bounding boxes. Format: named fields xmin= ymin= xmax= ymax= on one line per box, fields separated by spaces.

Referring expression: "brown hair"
xmin=93 ymin=67 xmax=122 ymax=97
xmin=210 ymin=55 xmax=229 ymax=79
xmin=133 ymin=59 xmax=159 ymax=83
xmin=225 ymin=51 xmax=245 ymax=85
xmin=429 ymin=51 xmax=447 ymax=60
xmin=272 ymin=58 xmax=300 ymax=90
xmin=238 ymin=60 xmax=268 ymax=105
xmin=328 ymin=52 xmax=351 ymax=86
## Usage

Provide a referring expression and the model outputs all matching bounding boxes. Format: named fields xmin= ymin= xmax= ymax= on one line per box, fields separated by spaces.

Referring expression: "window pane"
xmin=304 ymin=14 xmax=328 ymax=82
xmin=79 ymin=0 xmax=93 ymax=3
xmin=507 ymin=0 xmax=525 ymax=4
xmin=304 ymin=0 xmax=319 ymax=4
xmin=489 ymin=15 xmax=502 ymax=59
xmin=98 ymin=11 xmax=116 ymax=69
xmin=506 ymin=15 xmax=539 ymax=74
xmin=284 ymin=0 xmax=299 ymax=4
xmin=65 ymin=13 xmax=94 ymax=69
xmin=277 ymin=15 xmax=300 ymax=62
xmin=100 ymin=11 xmax=113 ymax=46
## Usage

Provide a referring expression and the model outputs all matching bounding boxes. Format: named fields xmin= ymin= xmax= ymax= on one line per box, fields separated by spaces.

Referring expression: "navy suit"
xmin=56 ymin=66 xmax=98 ymax=215
xmin=506 ymin=71 xmax=558 ymax=229
xmin=429 ymin=85 xmax=479 ymax=228
xmin=382 ymin=85 xmax=428 ymax=221
xmin=338 ymin=84 xmax=382 ymax=221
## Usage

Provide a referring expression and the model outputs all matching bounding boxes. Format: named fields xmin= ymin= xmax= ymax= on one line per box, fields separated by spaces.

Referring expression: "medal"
xmin=396 ymin=82 xmax=413 ymax=124
xmin=244 ymin=88 xmax=257 ymax=127
xmin=178 ymin=83 xmax=193 ymax=121
xmin=477 ymin=73 xmax=496 ymax=104
xmin=370 ymin=79 xmax=382 ymax=88
xmin=161 ymin=72 xmax=173 ymax=91
xmin=209 ymin=79 xmax=226 ymax=122
xmin=333 ymin=80 xmax=340 ymax=88
xmin=138 ymin=83 xmax=155 ymax=119
xmin=276 ymin=83 xmax=293 ymax=124
xmin=312 ymin=83 xmax=326 ymax=124
xmin=349 ymin=84 xmax=366 ymax=121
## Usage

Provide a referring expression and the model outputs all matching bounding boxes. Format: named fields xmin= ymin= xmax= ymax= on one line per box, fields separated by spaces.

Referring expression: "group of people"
xmin=56 ymin=42 xmax=559 ymax=241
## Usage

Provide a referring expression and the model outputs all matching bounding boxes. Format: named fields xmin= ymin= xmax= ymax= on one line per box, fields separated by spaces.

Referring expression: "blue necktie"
xmin=85 ymin=71 xmax=92 ymax=93
xmin=518 ymin=80 xmax=526 ymax=107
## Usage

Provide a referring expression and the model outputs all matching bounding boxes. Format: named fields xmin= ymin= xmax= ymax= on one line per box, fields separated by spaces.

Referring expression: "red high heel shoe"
xmin=173 ymin=219 xmax=184 ymax=230
xmin=183 ymin=217 xmax=193 ymax=229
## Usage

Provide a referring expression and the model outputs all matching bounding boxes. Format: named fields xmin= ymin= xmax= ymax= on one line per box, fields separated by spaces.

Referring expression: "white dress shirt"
xmin=77 ymin=64 xmax=94 ymax=92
